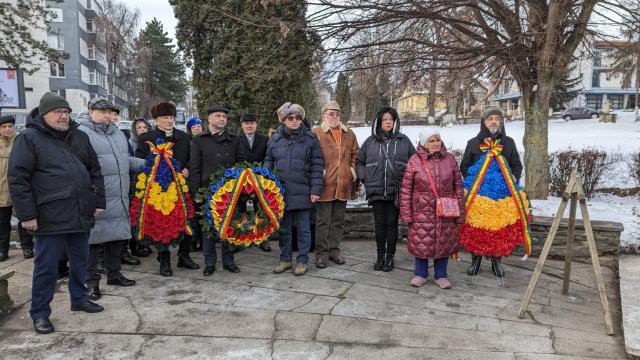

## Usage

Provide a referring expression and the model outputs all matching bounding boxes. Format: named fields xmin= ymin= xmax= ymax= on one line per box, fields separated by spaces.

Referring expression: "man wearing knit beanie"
xmin=9 ymin=91 xmax=107 ymax=334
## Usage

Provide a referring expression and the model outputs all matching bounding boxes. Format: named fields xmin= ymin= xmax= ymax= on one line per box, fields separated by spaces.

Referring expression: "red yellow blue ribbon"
xmin=464 ymin=138 xmax=532 ymax=256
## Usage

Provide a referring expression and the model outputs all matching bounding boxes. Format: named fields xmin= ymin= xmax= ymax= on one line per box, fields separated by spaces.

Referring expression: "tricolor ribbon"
xmin=464 ymin=138 xmax=532 ymax=256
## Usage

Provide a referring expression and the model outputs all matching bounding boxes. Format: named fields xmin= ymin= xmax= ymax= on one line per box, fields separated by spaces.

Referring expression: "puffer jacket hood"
xmin=477 ymin=115 xmax=507 ymax=141
xmin=76 ymin=111 xmax=119 ymax=136
xmin=371 ymin=106 xmax=401 ymax=137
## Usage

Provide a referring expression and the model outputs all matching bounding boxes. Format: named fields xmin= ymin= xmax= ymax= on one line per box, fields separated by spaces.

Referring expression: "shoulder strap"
xmin=51 ymin=135 xmax=86 ymax=166
xmin=419 ymin=156 xmax=439 ymax=198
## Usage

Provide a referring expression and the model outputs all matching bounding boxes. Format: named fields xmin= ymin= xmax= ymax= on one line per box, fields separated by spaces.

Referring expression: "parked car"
xmin=561 ymin=107 xmax=600 ymax=121
xmin=117 ymin=120 xmax=132 ymax=130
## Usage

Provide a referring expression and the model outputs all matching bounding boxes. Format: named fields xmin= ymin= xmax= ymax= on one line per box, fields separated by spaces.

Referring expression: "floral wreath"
xmin=203 ymin=163 xmax=285 ymax=247
xmin=130 ymin=139 xmax=194 ymax=250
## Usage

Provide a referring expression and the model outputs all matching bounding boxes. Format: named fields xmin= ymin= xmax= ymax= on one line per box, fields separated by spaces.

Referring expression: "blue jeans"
xmin=279 ymin=209 xmax=311 ymax=264
xmin=202 ymin=232 xmax=234 ymax=267
xmin=415 ymin=256 xmax=449 ymax=279
xmin=30 ymin=232 xmax=89 ymax=320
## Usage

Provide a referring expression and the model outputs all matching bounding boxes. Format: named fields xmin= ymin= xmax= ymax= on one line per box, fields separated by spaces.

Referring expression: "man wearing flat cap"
xmin=136 ymin=101 xmax=200 ymax=276
xmin=190 ymin=104 xmax=245 ymax=276
xmin=9 ymin=92 xmax=106 ymax=334
xmin=0 ymin=114 xmax=17 ymax=262
xmin=312 ymin=100 xmax=359 ymax=268
xmin=237 ymin=113 xmax=272 ymax=252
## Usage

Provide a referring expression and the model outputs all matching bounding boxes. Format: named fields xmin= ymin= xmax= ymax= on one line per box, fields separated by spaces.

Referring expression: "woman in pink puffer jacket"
xmin=399 ymin=131 xmax=465 ymax=289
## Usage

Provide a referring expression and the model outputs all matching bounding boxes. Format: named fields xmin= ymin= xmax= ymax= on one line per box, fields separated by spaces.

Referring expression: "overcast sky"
xmin=127 ymin=0 xmax=178 ymax=42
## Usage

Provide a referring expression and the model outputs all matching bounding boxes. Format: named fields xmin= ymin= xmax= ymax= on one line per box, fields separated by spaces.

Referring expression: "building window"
xmin=608 ymin=95 xmax=624 ymax=110
xmin=591 ymin=70 xmax=601 ymax=88
xmin=51 ymin=89 xmax=67 ymax=98
xmin=49 ymin=61 xmax=65 ymax=77
xmin=586 ymin=94 xmax=602 ymax=110
xmin=89 ymin=69 xmax=95 ymax=84
xmin=87 ymin=0 xmax=93 ymax=9
xmin=593 ymin=50 xmax=602 ymax=68
xmin=86 ymin=20 xmax=94 ymax=33
xmin=47 ymin=33 xmax=64 ymax=50
xmin=46 ymin=8 xmax=63 ymax=22
xmin=88 ymin=45 xmax=95 ymax=59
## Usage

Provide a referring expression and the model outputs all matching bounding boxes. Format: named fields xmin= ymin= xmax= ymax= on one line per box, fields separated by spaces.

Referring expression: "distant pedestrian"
xmin=0 ymin=114 xmax=16 ymax=262
xmin=9 ymin=92 xmax=106 ymax=334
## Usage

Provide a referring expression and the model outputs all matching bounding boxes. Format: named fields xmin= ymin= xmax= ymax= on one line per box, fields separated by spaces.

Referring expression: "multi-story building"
xmin=0 ymin=0 xmax=130 ymax=122
xmin=491 ymin=40 xmax=638 ymax=113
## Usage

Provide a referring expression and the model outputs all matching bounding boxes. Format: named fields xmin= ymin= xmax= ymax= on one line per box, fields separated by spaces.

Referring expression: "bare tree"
xmin=308 ymin=0 xmax=640 ymax=199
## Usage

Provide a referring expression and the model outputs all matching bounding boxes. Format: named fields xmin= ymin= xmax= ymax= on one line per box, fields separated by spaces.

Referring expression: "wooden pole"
xmin=576 ymin=181 xmax=615 ymax=335
xmin=562 ymin=192 xmax=578 ymax=295
xmin=518 ymin=174 xmax=575 ymax=319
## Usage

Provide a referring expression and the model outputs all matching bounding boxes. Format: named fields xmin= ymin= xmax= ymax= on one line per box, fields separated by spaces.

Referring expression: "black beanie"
xmin=39 ymin=92 xmax=71 ymax=116
xmin=0 ymin=115 xmax=15 ymax=126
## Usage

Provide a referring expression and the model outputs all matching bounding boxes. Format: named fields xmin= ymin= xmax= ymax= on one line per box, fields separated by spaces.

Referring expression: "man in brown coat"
xmin=312 ymin=101 xmax=359 ymax=268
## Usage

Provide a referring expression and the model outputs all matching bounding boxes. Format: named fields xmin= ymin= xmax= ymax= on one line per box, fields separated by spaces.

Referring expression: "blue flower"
xmin=156 ymin=138 xmax=165 ymax=145
xmin=224 ymin=168 xmax=234 ymax=178
xmin=464 ymin=155 xmax=520 ymax=200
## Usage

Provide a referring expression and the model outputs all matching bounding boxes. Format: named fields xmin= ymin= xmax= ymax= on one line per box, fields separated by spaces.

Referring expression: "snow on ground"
xmin=351 ymin=110 xmax=640 ymax=245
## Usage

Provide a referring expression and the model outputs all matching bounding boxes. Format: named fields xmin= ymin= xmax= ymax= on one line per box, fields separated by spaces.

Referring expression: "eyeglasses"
xmin=285 ymin=115 xmax=302 ymax=122
xmin=52 ymin=109 xmax=70 ymax=117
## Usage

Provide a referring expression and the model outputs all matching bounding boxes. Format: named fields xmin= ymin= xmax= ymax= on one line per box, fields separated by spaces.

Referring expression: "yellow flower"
xmin=466 ymin=194 xmax=528 ymax=231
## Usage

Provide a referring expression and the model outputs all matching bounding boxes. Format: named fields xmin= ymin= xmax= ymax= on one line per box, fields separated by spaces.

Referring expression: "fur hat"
xmin=419 ymin=130 xmax=441 ymax=147
xmin=0 ymin=115 xmax=15 ymax=126
xmin=277 ymin=102 xmax=305 ymax=123
xmin=482 ymin=108 xmax=504 ymax=121
xmin=150 ymin=101 xmax=177 ymax=119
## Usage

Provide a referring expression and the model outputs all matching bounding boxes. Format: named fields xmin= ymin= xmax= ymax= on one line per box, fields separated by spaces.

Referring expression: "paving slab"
xmin=0 ymin=240 xmax=625 ymax=358
xmin=620 ymin=254 xmax=640 ymax=358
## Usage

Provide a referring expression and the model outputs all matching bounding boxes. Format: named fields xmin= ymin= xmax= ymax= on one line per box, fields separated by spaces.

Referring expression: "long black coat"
xmin=135 ymin=128 xmax=190 ymax=170
xmin=239 ymin=132 xmax=268 ymax=163
xmin=8 ymin=107 xmax=106 ymax=235
xmin=189 ymin=130 xmax=245 ymax=194
xmin=356 ymin=109 xmax=416 ymax=204
xmin=263 ymin=125 xmax=324 ymax=211
xmin=460 ymin=120 xmax=523 ymax=182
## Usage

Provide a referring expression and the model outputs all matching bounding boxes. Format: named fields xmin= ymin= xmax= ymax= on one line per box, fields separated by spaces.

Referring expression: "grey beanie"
xmin=39 ymin=92 xmax=71 ymax=116
xmin=482 ymin=108 xmax=504 ymax=121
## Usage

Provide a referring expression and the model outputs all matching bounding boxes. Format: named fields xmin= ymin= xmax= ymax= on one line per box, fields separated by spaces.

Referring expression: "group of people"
xmin=1 ymin=90 xmax=526 ymax=335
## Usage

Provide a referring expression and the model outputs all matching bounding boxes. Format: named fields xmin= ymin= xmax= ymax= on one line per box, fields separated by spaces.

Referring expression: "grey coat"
xmin=78 ymin=113 xmax=145 ymax=244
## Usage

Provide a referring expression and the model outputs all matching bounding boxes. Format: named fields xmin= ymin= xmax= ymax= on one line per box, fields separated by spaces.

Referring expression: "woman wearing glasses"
xmin=264 ymin=102 xmax=324 ymax=276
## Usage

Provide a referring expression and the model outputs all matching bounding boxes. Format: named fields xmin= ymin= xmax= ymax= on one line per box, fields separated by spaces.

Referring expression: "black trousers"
xmin=158 ymin=235 xmax=192 ymax=262
xmin=86 ymin=241 xmax=123 ymax=286
xmin=371 ymin=200 xmax=399 ymax=256
xmin=0 ymin=206 xmax=11 ymax=253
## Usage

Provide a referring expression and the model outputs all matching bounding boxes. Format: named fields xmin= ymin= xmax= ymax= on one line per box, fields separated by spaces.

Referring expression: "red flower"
xmin=225 ymin=227 xmax=235 ymax=237
xmin=244 ymin=184 xmax=254 ymax=194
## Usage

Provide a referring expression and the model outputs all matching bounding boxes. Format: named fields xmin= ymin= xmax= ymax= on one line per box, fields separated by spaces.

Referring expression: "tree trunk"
xmin=427 ymin=70 xmax=437 ymax=118
xmin=523 ymin=81 xmax=552 ymax=199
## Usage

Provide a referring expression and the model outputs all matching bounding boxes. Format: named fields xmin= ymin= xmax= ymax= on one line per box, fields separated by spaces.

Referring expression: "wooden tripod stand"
xmin=517 ymin=172 xmax=614 ymax=335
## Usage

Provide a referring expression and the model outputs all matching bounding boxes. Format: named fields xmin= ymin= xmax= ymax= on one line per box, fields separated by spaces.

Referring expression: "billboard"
xmin=0 ymin=69 xmax=25 ymax=108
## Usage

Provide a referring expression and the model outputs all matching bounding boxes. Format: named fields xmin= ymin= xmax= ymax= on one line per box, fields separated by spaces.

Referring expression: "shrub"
xmin=628 ymin=151 xmax=640 ymax=189
xmin=548 ymin=147 xmax=620 ymax=198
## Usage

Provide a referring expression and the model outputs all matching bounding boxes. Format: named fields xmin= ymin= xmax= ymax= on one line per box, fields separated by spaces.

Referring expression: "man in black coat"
xmin=135 ymin=101 xmax=200 ymax=276
xmin=190 ymin=104 xmax=245 ymax=276
xmin=238 ymin=113 xmax=271 ymax=252
xmin=459 ymin=108 xmax=523 ymax=278
xmin=9 ymin=92 xmax=106 ymax=334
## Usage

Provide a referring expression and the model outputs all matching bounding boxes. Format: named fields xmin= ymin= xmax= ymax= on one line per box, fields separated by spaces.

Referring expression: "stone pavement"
xmin=0 ymin=240 xmax=625 ymax=359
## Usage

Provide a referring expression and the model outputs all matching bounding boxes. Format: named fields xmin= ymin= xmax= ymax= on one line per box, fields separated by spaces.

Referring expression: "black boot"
xmin=159 ymin=252 xmax=172 ymax=277
xmin=467 ymin=254 xmax=482 ymax=276
xmin=373 ymin=253 xmax=384 ymax=271
xmin=491 ymin=257 xmax=505 ymax=278
xmin=382 ymin=254 xmax=394 ymax=272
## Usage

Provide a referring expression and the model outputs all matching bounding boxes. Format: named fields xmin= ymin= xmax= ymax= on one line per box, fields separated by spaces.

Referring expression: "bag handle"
xmin=419 ymin=156 xmax=439 ymax=199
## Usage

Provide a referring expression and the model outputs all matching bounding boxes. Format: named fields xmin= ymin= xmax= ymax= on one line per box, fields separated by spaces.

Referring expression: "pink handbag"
xmin=420 ymin=157 xmax=461 ymax=218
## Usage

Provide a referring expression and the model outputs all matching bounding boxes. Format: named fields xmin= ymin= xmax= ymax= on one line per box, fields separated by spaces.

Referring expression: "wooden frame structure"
xmin=518 ymin=172 xmax=614 ymax=335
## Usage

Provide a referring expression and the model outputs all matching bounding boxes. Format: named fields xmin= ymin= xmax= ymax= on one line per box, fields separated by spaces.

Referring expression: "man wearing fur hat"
xmin=460 ymin=108 xmax=524 ymax=278
xmin=189 ymin=104 xmax=245 ymax=276
xmin=136 ymin=101 xmax=200 ymax=276
xmin=312 ymin=101 xmax=359 ymax=268
xmin=9 ymin=92 xmax=106 ymax=334
xmin=264 ymin=102 xmax=324 ymax=276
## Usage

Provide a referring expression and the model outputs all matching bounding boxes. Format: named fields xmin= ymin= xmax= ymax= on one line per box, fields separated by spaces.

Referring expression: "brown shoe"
xmin=329 ymin=255 xmax=345 ymax=265
xmin=316 ymin=257 xmax=327 ymax=269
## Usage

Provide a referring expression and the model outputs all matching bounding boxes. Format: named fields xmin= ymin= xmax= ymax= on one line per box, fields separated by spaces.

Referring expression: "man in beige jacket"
xmin=0 ymin=115 xmax=16 ymax=262
xmin=312 ymin=101 xmax=359 ymax=268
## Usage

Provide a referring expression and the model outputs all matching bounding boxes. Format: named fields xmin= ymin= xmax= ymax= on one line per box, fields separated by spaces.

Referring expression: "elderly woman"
xmin=356 ymin=107 xmax=415 ymax=272
xmin=399 ymin=131 xmax=465 ymax=289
